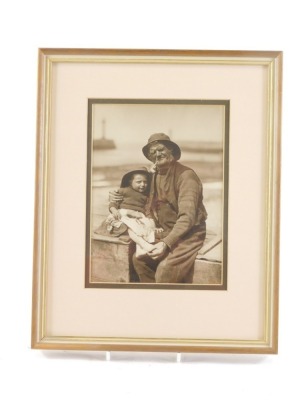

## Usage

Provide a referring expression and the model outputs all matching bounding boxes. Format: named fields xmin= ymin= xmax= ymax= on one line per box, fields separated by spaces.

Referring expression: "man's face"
xmin=148 ymin=142 xmax=174 ymax=168
xmin=130 ymin=174 xmax=148 ymax=193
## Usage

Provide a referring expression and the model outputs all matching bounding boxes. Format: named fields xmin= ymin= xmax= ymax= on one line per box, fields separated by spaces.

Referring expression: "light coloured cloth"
xmin=119 ymin=209 xmax=155 ymax=243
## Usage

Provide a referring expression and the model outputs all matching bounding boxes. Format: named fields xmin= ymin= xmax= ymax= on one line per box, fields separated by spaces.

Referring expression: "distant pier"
xmin=93 ymin=119 xmax=116 ymax=150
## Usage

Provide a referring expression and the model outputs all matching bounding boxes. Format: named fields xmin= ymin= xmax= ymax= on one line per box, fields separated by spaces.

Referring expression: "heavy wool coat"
xmin=133 ymin=161 xmax=207 ymax=284
xmin=147 ymin=161 xmax=207 ymax=249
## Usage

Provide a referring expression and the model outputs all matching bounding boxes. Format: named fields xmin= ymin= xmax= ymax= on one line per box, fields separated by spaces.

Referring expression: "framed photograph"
xmin=87 ymin=98 xmax=228 ymax=290
xmin=32 ymin=49 xmax=282 ymax=353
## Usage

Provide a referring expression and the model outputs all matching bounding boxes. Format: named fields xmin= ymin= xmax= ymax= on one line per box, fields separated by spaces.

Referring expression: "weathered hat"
xmin=120 ymin=167 xmax=151 ymax=188
xmin=142 ymin=133 xmax=181 ymax=161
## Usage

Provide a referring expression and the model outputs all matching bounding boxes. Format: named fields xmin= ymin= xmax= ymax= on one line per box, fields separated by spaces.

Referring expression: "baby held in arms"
xmin=108 ymin=168 xmax=162 ymax=258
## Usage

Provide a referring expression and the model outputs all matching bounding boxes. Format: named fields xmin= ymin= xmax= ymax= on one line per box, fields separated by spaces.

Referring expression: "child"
xmin=107 ymin=168 xmax=160 ymax=258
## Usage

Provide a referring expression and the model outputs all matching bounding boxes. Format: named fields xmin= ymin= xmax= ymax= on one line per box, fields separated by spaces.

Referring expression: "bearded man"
xmin=132 ymin=133 xmax=207 ymax=284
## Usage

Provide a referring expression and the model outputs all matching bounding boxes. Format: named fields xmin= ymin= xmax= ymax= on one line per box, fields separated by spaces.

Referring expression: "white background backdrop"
xmin=0 ymin=1 xmax=298 ymax=399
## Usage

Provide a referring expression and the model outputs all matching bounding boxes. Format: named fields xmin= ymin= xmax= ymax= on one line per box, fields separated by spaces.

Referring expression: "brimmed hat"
xmin=120 ymin=167 xmax=151 ymax=188
xmin=142 ymin=133 xmax=181 ymax=161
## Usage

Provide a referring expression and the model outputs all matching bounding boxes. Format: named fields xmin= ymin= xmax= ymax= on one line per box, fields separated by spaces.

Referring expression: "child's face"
xmin=130 ymin=174 xmax=148 ymax=193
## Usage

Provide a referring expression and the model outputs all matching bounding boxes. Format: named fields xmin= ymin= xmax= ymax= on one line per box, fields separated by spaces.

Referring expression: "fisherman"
xmin=133 ymin=133 xmax=208 ymax=283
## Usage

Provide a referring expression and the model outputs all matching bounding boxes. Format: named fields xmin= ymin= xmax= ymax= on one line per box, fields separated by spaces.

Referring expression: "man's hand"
xmin=147 ymin=241 xmax=168 ymax=260
xmin=109 ymin=190 xmax=123 ymax=203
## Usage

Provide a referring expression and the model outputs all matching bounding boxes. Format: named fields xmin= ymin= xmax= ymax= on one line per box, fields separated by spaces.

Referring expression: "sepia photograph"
xmin=86 ymin=99 xmax=229 ymax=289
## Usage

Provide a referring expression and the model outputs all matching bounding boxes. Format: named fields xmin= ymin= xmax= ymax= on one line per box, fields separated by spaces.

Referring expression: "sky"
xmin=92 ymin=102 xmax=225 ymax=146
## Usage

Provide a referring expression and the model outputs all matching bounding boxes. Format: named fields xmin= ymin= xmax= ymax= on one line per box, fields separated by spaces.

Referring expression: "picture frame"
xmin=32 ymin=48 xmax=282 ymax=354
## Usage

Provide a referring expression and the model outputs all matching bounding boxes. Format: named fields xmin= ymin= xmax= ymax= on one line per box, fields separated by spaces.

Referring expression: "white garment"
xmin=119 ymin=209 xmax=155 ymax=243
